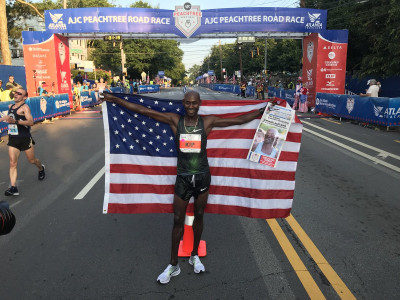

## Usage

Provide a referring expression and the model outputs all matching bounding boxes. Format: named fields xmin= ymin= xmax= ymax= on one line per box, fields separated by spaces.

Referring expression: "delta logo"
xmin=305 ymin=12 xmax=323 ymax=30
xmin=48 ymin=12 xmax=67 ymax=30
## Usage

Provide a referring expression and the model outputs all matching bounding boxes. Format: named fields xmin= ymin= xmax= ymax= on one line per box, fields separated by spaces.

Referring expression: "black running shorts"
xmin=7 ymin=136 xmax=34 ymax=151
xmin=174 ymin=172 xmax=211 ymax=201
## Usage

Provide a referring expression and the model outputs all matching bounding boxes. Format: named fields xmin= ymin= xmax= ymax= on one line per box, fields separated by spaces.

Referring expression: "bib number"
xmin=8 ymin=124 xmax=18 ymax=135
xmin=179 ymin=134 xmax=201 ymax=153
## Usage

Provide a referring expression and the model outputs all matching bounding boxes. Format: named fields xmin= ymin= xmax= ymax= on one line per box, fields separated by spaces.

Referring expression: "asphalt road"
xmin=0 ymin=86 xmax=399 ymax=299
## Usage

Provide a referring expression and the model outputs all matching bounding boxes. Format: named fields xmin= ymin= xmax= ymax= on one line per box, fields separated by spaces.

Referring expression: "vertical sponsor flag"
xmin=102 ymin=94 xmax=302 ymax=219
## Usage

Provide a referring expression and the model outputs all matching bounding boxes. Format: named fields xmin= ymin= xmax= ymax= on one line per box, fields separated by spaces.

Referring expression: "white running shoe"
xmin=189 ymin=255 xmax=205 ymax=273
xmin=157 ymin=264 xmax=181 ymax=284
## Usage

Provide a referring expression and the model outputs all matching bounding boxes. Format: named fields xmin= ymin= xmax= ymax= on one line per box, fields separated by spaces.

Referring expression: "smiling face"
xmin=183 ymin=91 xmax=201 ymax=118
xmin=254 ymin=131 xmax=265 ymax=144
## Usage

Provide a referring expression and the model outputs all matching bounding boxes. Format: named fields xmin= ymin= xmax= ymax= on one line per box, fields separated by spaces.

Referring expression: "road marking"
xmin=10 ymin=200 xmax=22 ymax=208
xmin=285 ymin=215 xmax=356 ymax=300
xmin=302 ymin=120 xmax=400 ymax=161
xmin=394 ymin=140 xmax=400 ymax=144
xmin=266 ymin=218 xmax=326 ymax=300
xmin=322 ymin=118 xmax=342 ymax=125
xmin=74 ymin=167 xmax=105 ymax=200
xmin=303 ymin=127 xmax=400 ymax=173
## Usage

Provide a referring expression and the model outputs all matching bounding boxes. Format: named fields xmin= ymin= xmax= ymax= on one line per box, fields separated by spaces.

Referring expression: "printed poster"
xmin=247 ymin=103 xmax=295 ymax=168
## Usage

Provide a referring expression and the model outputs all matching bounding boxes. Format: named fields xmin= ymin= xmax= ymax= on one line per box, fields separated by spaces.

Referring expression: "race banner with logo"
xmin=303 ymin=31 xmax=348 ymax=107
xmin=315 ymin=31 xmax=348 ymax=97
xmin=44 ymin=7 xmax=327 ymax=37
xmin=22 ymin=32 xmax=73 ymax=106
xmin=302 ymin=33 xmax=318 ymax=106
xmin=315 ymin=93 xmax=400 ymax=127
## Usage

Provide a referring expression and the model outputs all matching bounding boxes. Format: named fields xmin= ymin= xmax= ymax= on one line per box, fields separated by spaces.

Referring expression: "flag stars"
xmin=170 ymin=149 xmax=174 ymax=152
xmin=149 ymin=128 xmax=153 ymax=132
xmin=112 ymin=103 xmax=116 ymax=107
xmin=128 ymin=132 xmax=132 ymax=136
xmin=169 ymin=102 xmax=173 ymax=105
xmin=169 ymin=136 xmax=174 ymax=140
xmin=142 ymin=121 xmax=146 ymax=125
xmin=122 ymin=138 xmax=127 ymax=142
xmin=120 ymin=110 xmax=124 ymax=115
xmin=114 ymin=130 xmax=119 ymax=135
xmin=149 ymin=141 xmax=153 ymax=145
xmin=163 ymin=142 xmax=167 ymax=146
xmin=162 ymin=129 xmax=167 ymax=133
xmin=140 ymin=99 xmax=144 ymax=103
xmin=135 ymin=126 xmax=139 ymax=130
xmin=127 ymin=118 xmax=132 ymax=123
xmin=162 ymin=108 xmax=166 ymax=111
xmin=154 ymin=101 xmax=159 ymax=105
xmin=143 ymin=146 xmax=146 ymax=150
xmin=155 ymin=122 xmax=160 ymax=126
xmin=134 ymin=114 xmax=138 ymax=118
xmin=156 ymin=148 xmax=160 ymax=152
xmin=176 ymin=108 xmax=180 ymax=112
xmin=129 ymin=145 xmax=134 ymax=149
xmin=142 ymin=134 xmax=146 ymax=138
xmin=121 ymin=124 xmax=125 ymax=128
xmin=135 ymin=139 xmax=139 ymax=143
xmin=156 ymin=135 xmax=160 ymax=139
xmin=115 ymin=144 xmax=120 ymax=148
xmin=113 ymin=116 xmax=117 ymax=121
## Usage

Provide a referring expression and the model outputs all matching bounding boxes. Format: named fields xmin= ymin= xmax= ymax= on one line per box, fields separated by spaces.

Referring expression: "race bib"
xmin=179 ymin=134 xmax=201 ymax=153
xmin=8 ymin=124 xmax=18 ymax=135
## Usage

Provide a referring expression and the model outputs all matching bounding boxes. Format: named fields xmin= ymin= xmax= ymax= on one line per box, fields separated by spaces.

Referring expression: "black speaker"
xmin=0 ymin=201 xmax=16 ymax=236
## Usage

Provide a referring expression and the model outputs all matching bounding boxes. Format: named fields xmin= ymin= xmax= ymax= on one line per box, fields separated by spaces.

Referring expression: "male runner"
xmin=0 ymin=88 xmax=45 ymax=196
xmin=102 ymin=91 xmax=265 ymax=284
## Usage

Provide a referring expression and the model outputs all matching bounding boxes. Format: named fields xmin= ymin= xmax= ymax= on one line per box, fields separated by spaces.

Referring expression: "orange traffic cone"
xmin=178 ymin=212 xmax=207 ymax=257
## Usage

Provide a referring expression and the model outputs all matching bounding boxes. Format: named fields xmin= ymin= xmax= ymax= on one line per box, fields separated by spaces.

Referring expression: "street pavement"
xmin=0 ymin=87 xmax=399 ymax=299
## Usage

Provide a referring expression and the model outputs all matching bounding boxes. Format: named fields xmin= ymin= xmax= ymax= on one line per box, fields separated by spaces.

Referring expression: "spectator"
xmin=82 ymin=81 xmax=89 ymax=91
xmin=74 ymin=72 xmax=83 ymax=85
xmin=0 ymin=79 xmax=3 ymax=93
xmin=37 ymin=81 xmax=49 ymax=96
xmin=6 ymin=75 xmax=21 ymax=89
xmin=360 ymin=79 xmax=379 ymax=97
xmin=1 ymin=83 xmax=14 ymax=102
xmin=298 ymin=85 xmax=308 ymax=113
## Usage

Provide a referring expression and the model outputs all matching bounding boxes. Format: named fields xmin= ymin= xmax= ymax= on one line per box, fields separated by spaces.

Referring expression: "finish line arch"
xmin=22 ymin=5 xmax=348 ymax=106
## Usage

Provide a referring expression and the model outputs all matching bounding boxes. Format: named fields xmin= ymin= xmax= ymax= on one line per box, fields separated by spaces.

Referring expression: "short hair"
xmin=370 ymin=79 xmax=377 ymax=85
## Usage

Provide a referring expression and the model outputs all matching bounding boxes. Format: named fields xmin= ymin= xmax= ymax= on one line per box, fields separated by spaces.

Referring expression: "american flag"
xmin=102 ymin=94 xmax=302 ymax=219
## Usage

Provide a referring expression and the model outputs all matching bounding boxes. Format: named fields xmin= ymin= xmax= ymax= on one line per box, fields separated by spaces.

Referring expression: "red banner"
xmin=315 ymin=35 xmax=347 ymax=96
xmin=302 ymin=33 xmax=318 ymax=107
xmin=23 ymin=34 xmax=72 ymax=103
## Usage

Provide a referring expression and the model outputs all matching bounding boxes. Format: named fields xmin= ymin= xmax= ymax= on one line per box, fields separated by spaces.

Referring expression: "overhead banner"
xmin=44 ymin=7 xmax=327 ymax=37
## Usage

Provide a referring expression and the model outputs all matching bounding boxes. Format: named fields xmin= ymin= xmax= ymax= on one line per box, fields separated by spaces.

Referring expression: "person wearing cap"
xmin=360 ymin=79 xmax=379 ymax=97
xmin=37 ymin=81 xmax=49 ymax=97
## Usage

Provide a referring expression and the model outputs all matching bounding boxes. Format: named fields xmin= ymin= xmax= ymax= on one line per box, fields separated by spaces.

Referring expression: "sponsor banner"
xmin=44 ymin=7 xmax=327 ymax=37
xmin=211 ymin=84 xmax=240 ymax=94
xmin=0 ymin=94 xmax=70 ymax=135
xmin=316 ymin=30 xmax=348 ymax=98
xmin=138 ymin=85 xmax=160 ymax=94
xmin=268 ymin=87 xmax=295 ymax=106
xmin=22 ymin=32 xmax=58 ymax=98
xmin=302 ymin=33 xmax=318 ymax=107
xmin=54 ymin=34 xmax=72 ymax=96
xmin=22 ymin=32 xmax=73 ymax=106
xmin=316 ymin=93 xmax=400 ymax=126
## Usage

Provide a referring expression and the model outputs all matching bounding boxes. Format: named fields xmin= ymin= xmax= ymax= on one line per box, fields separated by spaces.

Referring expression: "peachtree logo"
xmin=48 ymin=12 xmax=66 ymax=30
xmin=305 ymin=12 xmax=323 ymax=29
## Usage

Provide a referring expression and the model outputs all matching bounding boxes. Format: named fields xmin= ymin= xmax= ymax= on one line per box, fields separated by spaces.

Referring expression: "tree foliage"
xmin=304 ymin=0 xmax=400 ymax=77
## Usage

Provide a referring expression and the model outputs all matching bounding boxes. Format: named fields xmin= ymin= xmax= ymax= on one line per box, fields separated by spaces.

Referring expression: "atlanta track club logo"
xmin=48 ymin=12 xmax=67 ymax=30
xmin=174 ymin=3 xmax=202 ymax=38
xmin=305 ymin=12 xmax=323 ymax=30
xmin=346 ymin=97 xmax=355 ymax=114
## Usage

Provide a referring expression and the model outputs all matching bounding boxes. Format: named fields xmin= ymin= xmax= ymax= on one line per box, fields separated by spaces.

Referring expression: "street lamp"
xmin=238 ymin=44 xmax=243 ymax=81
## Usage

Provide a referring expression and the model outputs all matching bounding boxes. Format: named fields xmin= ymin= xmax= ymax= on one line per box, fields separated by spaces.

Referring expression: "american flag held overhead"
xmin=102 ymin=94 xmax=303 ymax=219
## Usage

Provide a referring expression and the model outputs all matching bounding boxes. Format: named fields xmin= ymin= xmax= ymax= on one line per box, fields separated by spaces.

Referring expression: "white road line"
xmin=74 ymin=167 xmax=105 ymax=200
xmin=302 ymin=120 xmax=400 ymax=161
xmin=303 ymin=127 xmax=400 ymax=173
xmin=10 ymin=200 xmax=22 ymax=208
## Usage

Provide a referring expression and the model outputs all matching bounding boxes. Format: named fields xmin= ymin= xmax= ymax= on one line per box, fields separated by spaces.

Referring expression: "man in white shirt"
xmin=360 ymin=79 xmax=379 ymax=97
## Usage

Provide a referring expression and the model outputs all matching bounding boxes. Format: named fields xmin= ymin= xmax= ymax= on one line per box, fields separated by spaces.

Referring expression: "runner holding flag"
xmin=101 ymin=91 xmax=265 ymax=284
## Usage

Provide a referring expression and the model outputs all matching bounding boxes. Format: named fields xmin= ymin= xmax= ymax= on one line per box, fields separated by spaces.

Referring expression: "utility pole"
xmin=238 ymin=44 xmax=243 ymax=81
xmin=120 ymin=41 xmax=126 ymax=81
xmin=0 ymin=0 xmax=12 ymax=65
xmin=219 ymin=40 xmax=223 ymax=82
xmin=264 ymin=39 xmax=267 ymax=77
xmin=63 ymin=0 xmax=67 ymax=8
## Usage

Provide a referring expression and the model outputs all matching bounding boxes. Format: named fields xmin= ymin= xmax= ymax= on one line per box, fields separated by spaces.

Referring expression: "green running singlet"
xmin=175 ymin=115 xmax=209 ymax=175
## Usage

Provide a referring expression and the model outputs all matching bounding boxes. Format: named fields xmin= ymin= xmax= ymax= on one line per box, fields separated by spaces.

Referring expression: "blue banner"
xmin=138 ymin=85 xmax=160 ymax=94
xmin=43 ymin=7 xmax=327 ymax=38
xmin=0 ymin=94 xmax=71 ymax=137
xmin=316 ymin=93 xmax=400 ymax=127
